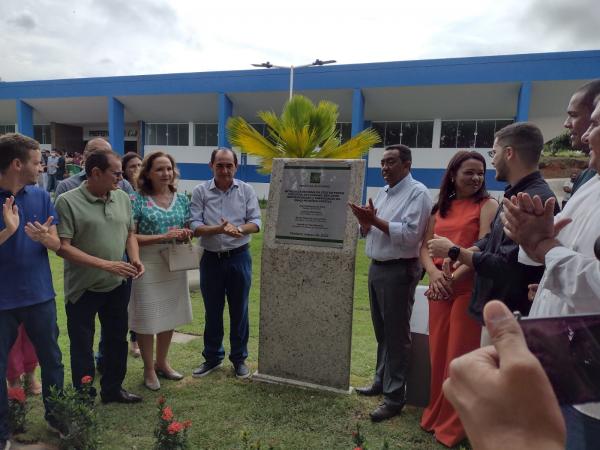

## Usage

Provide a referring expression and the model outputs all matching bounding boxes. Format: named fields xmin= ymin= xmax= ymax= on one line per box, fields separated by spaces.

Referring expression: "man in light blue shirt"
xmin=350 ymin=144 xmax=432 ymax=422
xmin=190 ymin=148 xmax=261 ymax=379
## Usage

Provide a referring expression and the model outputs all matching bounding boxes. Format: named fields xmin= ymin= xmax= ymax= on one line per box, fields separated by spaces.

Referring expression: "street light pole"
xmin=252 ymin=59 xmax=336 ymax=100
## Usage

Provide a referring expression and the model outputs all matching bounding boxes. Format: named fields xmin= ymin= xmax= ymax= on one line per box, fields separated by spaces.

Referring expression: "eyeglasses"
xmin=488 ymin=145 xmax=509 ymax=158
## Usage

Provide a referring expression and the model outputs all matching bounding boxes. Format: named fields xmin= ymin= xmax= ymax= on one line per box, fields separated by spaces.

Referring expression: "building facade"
xmin=1 ymin=50 xmax=599 ymax=199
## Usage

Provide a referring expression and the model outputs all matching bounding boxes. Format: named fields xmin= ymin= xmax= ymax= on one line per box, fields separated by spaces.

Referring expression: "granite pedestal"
xmin=254 ymin=158 xmax=365 ymax=393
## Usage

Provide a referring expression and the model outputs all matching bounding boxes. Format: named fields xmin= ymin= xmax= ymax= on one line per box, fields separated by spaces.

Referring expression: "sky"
xmin=0 ymin=0 xmax=598 ymax=82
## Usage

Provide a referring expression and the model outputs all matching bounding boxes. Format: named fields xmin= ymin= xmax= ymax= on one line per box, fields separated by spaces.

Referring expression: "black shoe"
xmin=355 ymin=385 xmax=382 ymax=396
xmin=192 ymin=360 xmax=222 ymax=378
xmin=101 ymin=388 xmax=143 ymax=404
xmin=0 ymin=439 xmax=10 ymax=450
xmin=233 ymin=362 xmax=250 ymax=379
xmin=370 ymin=402 xmax=404 ymax=422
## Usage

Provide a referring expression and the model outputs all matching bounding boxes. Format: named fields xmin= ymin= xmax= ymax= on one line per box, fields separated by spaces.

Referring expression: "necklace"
xmin=152 ymin=192 xmax=174 ymax=209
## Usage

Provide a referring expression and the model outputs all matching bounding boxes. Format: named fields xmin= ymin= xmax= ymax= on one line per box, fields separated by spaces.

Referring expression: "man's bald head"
xmin=83 ymin=138 xmax=112 ymax=160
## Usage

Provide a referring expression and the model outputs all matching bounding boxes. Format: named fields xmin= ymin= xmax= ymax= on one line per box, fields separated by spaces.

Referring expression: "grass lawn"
xmin=17 ymin=227 xmax=453 ymax=450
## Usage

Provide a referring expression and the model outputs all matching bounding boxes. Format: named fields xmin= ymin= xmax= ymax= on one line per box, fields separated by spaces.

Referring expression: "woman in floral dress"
xmin=129 ymin=151 xmax=193 ymax=391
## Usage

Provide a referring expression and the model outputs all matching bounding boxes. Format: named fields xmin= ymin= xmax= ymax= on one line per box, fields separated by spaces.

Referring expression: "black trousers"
xmin=65 ymin=282 xmax=128 ymax=397
xmin=368 ymin=259 xmax=421 ymax=407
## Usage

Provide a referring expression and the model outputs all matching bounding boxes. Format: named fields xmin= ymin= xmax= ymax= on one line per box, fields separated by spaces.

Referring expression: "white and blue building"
xmin=1 ymin=50 xmax=599 ymax=199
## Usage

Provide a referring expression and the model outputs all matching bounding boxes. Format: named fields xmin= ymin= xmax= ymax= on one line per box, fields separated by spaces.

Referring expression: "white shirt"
xmin=530 ymin=176 xmax=600 ymax=317
xmin=47 ymin=155 xmax=59 ymax=175
xmin=528 ymin=175 xmax=600 ymax=419
xmin=365 ymin=173 xmax=432 ymax=261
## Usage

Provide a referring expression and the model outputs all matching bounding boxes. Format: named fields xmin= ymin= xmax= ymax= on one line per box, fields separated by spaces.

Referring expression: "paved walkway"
xmin=172 ymin=331 xmax=200 ymax=344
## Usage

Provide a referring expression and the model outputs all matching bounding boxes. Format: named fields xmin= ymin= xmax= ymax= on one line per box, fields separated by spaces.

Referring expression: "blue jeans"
xmin=66 ymin=283 xmax=129 ymax=397
xmin=562 ymin=405 xmax=600 ymax=450
xmin=0 ymin=300 xmax=64 ymax=440
xmin=199 ymin=248 xmax=252 ymax=364
xmin=46 ymin=174 xmax=57 ymax=192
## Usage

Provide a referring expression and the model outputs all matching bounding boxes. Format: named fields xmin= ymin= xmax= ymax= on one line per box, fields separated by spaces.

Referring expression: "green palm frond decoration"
xmin=227 ymin=95 xmax=381 ymax=174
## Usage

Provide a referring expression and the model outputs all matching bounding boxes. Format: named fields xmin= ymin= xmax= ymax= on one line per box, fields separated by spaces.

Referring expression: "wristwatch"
xmin=448 ymin=245 xmax=460 ymax=261
xmin=237 ymin=226 xmax=244 ymax=235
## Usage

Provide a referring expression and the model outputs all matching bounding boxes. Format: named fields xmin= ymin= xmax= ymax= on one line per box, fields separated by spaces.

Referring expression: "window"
xmin=336 ymin=122 xmax=352 ymax=143
xmin=474 ymin=120 xmax=495 ymax=148
xmin=495 ymin=120 xmax=513 ymax=133
xmin=457 ymin=121 xmax=476 ymax=148
xmin=372 ymin=122 xmax=386 ymax=145
xmin=440 ymin=119 xmax=514 ymax=148
xmin=145 ymin=123 xmax=189 ymax=146
xmin=0 ymin=124 xmax=15 ymax=136
xmin=248 ymin=123 xmax=267 ymax=137
xmin=440 ymin=121 xmax=458 ymax=148
xmin=417 ymin=121 xmax=434 ymax=148
xmin=193 ymin=124 xmax=218 ymax=146
xmin=34 ymin=125 xmax=52 ymax=144
xmin=401 ymin=122 xmax=418 ymax=147
xmin=385 ymin=122 xmax=401 ymax=146
xmin=371 ymin=121 xmax=434 ymax=148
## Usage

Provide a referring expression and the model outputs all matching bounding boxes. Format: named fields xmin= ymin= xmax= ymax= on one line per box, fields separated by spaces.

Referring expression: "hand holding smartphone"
xmin=519 ymin=313 xmax=600 ymax=405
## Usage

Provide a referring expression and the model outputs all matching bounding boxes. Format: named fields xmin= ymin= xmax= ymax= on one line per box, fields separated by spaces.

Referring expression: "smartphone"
xmin=519 ymin=313 xmax=600 ymax=405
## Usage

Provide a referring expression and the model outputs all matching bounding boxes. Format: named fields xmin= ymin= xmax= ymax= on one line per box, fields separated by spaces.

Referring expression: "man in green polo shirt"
xmin=55 ymin=148 xmax=145 ymax=404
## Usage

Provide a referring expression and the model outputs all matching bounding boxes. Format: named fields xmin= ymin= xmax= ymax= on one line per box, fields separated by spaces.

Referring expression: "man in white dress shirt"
xmin=502 ymin=93 xmax=600 ymax=450
xmin=349 ymin=144 xmax=432 ymax=422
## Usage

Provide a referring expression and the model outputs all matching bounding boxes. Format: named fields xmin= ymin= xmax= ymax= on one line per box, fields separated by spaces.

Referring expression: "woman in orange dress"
xmin=419 ymin=151 xmax=498 ymax=447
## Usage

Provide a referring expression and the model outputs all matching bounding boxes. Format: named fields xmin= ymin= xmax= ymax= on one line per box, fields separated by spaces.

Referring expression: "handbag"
xmin=160 ymin=239 xmax=203 ymax=272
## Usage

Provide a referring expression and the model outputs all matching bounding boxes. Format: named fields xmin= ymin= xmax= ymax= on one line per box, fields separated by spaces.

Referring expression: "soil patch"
xmin=540 ymin=156 xmax=588 ymax=179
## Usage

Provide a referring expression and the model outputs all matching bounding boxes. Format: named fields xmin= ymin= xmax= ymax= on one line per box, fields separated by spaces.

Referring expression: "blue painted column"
xmin=16 ymin=100 xmax=34 ymax=137
xmin=108 ymin=97 xmax=124 ymax=154
xmin=218 ymin=93 xmax=232 ymax=148
xmin=516 ymin=81 xmax=532 ymax=122
xmin=361 ymin=120 xmax=372 ymax=203
xmin=139 ymin=121 xmax=145 ymax=156
xmin=351 ymin=88 xmax=365 ymax=137
xmin=352 ymin=88 xmax=369 ymax=203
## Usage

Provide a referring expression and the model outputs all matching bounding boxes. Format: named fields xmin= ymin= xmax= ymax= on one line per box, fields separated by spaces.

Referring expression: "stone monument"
xmin=253 ymin=158 xmax=365 ymax=393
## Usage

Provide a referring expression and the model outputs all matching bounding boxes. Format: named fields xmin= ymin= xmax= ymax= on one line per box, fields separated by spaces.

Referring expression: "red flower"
xmin=81 ymin=375 xmax=93 ymax=384
xmin=162 ymin=406 xmax=173 ymax=421
xmin=157 ymin=396 xmax=166 ymax=405
xmin=354 ymin=447 xmax=362 ymax=450
xmin=7 ymin=387 xmax=26 ymax=403
xmin=182 ymin=420 xmax=192 ymax=429
xmin=167 ymin=421 xmax=184 ymax=435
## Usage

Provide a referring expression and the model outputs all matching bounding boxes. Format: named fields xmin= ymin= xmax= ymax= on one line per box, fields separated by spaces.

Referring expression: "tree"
xmin=544 ymin=131 xmax=573 ymax=156
xmin=227 ymin=95 xmax=380 ymax=174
